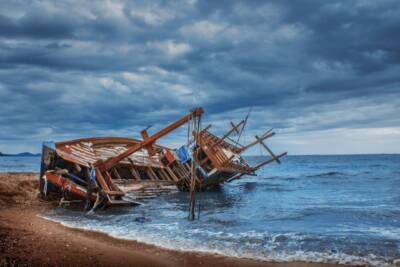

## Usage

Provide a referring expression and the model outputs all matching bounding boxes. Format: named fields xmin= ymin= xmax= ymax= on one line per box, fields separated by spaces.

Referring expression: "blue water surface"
xmin=3 ymin=154 xmax=400 ymax=266
xmin=0 ymin=156 xmax=41 ymax=172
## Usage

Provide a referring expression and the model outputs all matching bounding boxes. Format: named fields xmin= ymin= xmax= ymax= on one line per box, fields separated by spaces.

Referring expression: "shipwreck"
xmin=39 ymin=107 xmax=286 ymax=212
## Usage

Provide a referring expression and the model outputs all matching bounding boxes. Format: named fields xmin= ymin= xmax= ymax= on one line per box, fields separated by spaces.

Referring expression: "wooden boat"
xmin=39 ymin=107 xmax=286 ymax=209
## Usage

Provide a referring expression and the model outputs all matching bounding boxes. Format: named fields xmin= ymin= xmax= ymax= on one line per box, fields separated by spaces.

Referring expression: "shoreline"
xmin=0 ymin=172 xmax=351 ymax=267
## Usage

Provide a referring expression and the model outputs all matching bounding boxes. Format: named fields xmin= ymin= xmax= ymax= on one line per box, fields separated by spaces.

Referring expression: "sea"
xmin=2 ymin=154 xmax=400 ymax=266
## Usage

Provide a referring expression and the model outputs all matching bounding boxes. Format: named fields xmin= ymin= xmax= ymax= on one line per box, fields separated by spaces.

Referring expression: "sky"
xmin=0 ymin=0 xmax=399 ymax=155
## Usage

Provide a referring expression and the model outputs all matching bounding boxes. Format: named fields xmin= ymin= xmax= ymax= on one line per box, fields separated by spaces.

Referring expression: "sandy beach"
xmin=0 ymin=172 xmax=351 ymax=267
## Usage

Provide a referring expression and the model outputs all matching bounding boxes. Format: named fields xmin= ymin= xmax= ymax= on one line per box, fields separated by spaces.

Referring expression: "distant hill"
xmin=0 ymin=152 xmax=41 ymax=157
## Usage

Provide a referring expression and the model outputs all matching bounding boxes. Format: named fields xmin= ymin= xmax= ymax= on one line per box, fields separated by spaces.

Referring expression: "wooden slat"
xmin=112 ymin=168 xmax=122 ymax=180
xmin=104 ymin=171 xmax=118 ymax=191
xmin=162 ymin=168 xmax=173 ymax=181
xmin=96 ymin=169 xmax=111 ymax=191
xmin=252 ymin=152 xmax=287 ymax=170
xmin=158 ymin=168 xmax=170 ymax=181
xmin=131 ymin=167 xmax=141 ymax=180
xmin=104 ymin=190 xmax=125 ymax=196
xmin=255 ymin=135 xmax=281 ymax=164
xmin=146 ymin=168 xmax=157 ymax=181
xmin=71 ymin=144 xmax=97 ymax=158
xmin=166 ymin=167 xmax=179 ymax=181
xmin=148 ymin=167 xmax=160 ymax=180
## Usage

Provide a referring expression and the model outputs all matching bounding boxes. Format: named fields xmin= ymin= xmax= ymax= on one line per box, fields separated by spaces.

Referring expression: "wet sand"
xmin=0 ymin=172 xmax=351 ymax=267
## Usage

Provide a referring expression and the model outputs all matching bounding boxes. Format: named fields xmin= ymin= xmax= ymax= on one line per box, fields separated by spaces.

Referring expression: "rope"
xmin=236 ymin=106 xmax=252 ymax=145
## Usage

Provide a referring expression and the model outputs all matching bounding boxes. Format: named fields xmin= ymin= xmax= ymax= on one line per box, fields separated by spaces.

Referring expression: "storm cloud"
xmin=0 ymin=0 xmax=399 ymax=154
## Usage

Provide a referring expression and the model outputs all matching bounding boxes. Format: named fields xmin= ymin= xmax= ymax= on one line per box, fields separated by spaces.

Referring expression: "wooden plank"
xmin=216 ymin=147 xmax=229 ymax=162
xmin=100 ymin=108 xmax=204 ymax=171
xmin=140 ymin=129 xmax=156 ymax=156
xmin=239 ymin=131 xmax=275 ymax=153
xmin=200 ymin=124 xmax=212 ymax=133
xmin=212 ymin=120 xmax=244 ymax=147
xmin=183 ymin=163 xmax=191 ymax=172
xmin=252 ymin=152 xmax=287 ymax=170
xmin=104 ymin=190 xmax=125 ymax=196
xmin=96 ymin=169 xmax=111 ymax=191
xmin=130 ymin=167 xmax=141 ymax=180
xmin=174 ymin=166 xmax=185 ymax=178
xmin=255 ymin=135 xmax=281 ymax=164
xmin=71 ymin=144 xmax=98 ymax=159
xmin=230 ymin=121 xmax=240 ymax=134
xmin=104 ymin=171 xmax=118 ymax=191
xmin=200 ymin=144 xmax=221 ymax=169
xmin=222 ymin=154 xmax=235 ymax=166
xmin=179 ymin=163 xmax=190 ymax=176
xmin=158 ymin=168 xmax=170 ymax=181
xmin=212 ymin=148 xmax=226 ymax=167
xmin=127 ymin=158 xmax=142 ymax=180
xmin=146 ymin=167 xmax=157 ymax=181
xmin=112 ymin=168 xmax=122 ymax=180
xmin=166 ymin=167 xmax=179 ymax=181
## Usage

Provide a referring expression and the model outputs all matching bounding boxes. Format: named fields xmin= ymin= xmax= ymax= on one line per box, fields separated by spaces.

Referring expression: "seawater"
xmin=0 ymin=156 xmax=41 ymax=172
xmin=3 ymin=155 xmax=400 ymax=266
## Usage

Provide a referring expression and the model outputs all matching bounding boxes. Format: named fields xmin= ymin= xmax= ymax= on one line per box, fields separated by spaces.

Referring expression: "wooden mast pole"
xmin=212 ymin=120 xmax=245 ymax=147
xmin=238 ymin=129 xmax=275 ymax=153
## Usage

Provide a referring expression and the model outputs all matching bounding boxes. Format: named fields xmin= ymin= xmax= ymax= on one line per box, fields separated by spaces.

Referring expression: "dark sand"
xmin=0 ymin=172 xmax=351 ymax=267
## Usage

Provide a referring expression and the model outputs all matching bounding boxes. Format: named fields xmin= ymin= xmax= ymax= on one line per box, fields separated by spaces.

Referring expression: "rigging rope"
xmin=236 ymin=106 xmax=252 ymax=145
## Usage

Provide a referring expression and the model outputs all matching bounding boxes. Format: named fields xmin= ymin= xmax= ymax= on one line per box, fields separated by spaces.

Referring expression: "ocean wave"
xmin=306 ymin=171 xmax=342 ymax=178
xmin=261 ymin=176 xmax=297 ymax=181
xmin=39 ymin=215 xmax=395 ymax=267
xmin=36 ymin=153 xmax=400 ymax=267
xmin=239 ymin=181 xmax=296 ymax=192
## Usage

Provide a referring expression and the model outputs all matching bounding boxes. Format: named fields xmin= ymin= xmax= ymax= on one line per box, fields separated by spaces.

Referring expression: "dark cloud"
xmin=0 ymin=0 xmax=399 ymax=154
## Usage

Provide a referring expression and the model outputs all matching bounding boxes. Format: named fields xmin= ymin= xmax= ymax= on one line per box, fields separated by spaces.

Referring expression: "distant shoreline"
xmin=0 ymin=152 xmax=41 ymax=157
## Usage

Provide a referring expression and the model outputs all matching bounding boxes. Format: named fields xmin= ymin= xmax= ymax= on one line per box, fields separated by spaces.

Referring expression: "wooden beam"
xmin=104 ymin=171 xmax=118 ymax=191
xmin=255 ymin=135 xmax=281 ymax=164
xmin=166 ymin=167 xmax=179 ymax=181
xmin=230 ymin=121 xmax=240 ymax=134
xmin=213 ymin=120 xmax=245 ymax=147
xmin=147 ymin=167 xmax=158 ymax=180
xmin=201 ymin=124 xmax=212 ymax=133
xmin=98 ymin=107 xmax=204 ymax=171
xmin=173 ymin=166 xmax=185 ymax=179
xmin=198 ymin=142 xmax=222 ymax=169
xmin=226 ymin=136 xmax=244 ymax=147
xmin=140 ymin=129 xmax=156 ymax=156
xmin=184 ymin=163 xmax=191 ymax=172
xmin=95 ymin=168 xmax=110 ymax=191
xmin=127 ymin=158 xmax=141 ymax=180
xmin=222 ymin=154 xmax=235 ymax=166
xmin=159 ymin=168 xmax=172 ymax=181
xmin=238 ymin=131 xmax=275 ymax=153
xmin=112 ymin=168 xmax=122 ymax=179
xmin=252 ymin=152 xmax=287 ymax=170
xmin=129 ymin=167 xmax=140 ymax=180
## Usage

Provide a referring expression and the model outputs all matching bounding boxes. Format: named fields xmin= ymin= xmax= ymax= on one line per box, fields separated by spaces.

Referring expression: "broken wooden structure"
xmin=39 ymin=107 xmax=286 ymax=210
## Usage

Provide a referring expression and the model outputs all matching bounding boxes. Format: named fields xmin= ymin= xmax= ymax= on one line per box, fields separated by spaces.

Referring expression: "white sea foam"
xmin=39 ymin=214 xmax=394 ymax=267
xmin=36 ymin=154 xmax=400 ymax=267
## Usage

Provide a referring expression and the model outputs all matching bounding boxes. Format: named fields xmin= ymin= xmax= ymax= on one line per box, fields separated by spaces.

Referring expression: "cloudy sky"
xmin=0 ymin=0 xmax=399 ymax=155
